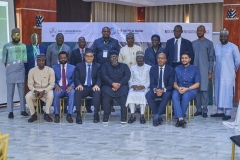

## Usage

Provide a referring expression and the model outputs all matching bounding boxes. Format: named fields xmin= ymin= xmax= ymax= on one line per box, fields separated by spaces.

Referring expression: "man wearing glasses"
xmin=74 ymin=50 xmax=101 ymax=124
xmin=2 ymin=28 xmax=29 ymax=118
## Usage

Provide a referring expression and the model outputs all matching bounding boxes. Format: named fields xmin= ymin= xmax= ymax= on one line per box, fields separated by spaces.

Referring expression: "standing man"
xmin=2 ymin=28 xmax=29 ymax=118
xmin=211 ymin=28 xmax=240 ymax=121
xmin=164 ymin=25 xmax=194 ymax=68
xmin=118 ymin=32 xmax=142 ymax=68
xmin=70 ymin=37 xmax=92 ymax=113
xmin=172 ymin=52 xmax=200 ymax=128
xmin=92 ymin=26 xmax=120 ymax=112
xmin=26 ymin=54 xmax=55 ymax=122
xmin=91 ymin=27 xmax=120 ymax=65
xmin=52 ymin=51 xmax=75 ymax=123
xmin=70 ymin=37 xmax=91 ymax=66
xmin=126 ymin=51 xmax=151 ymax=124
xmin=46 ymin=33 xmax=71 ymax=67
xmin=74 ymin=50 xmax=101 ymax=124
xmin=192 ymin=25 xmax=214 ymax=118
xmin=25 ymin=33 xmax=47 ymax=76
xmin=145 ymin=53 xmax=175 ymax=126
xmin=101 ymin=50 xmax=131 ymax=124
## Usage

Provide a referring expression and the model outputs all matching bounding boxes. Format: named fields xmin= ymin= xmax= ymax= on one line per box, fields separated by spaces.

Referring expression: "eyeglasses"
xmin=85 ymin=55 xmax=94 ymax=58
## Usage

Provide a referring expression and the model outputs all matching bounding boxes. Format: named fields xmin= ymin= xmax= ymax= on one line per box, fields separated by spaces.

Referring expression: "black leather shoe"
xmin=66 ymin=115 xmax=73 ymax=123
xmin=128 ymin=117 xmax=136 ymax=123
xmin=121 ymin=118 xmax=127 ymax=124
xmin=222 ymin=115 xmax=231 ymax=121
xmin=21 ymin=111 xmax=29 ymax=116
xmin=210 ymin=113 xmax=225 ymax=117
xmin=202 ymin=113 xmax=208 ymax=118
xmin=76 ymin=115 xmax=82 ymax=124
xmin=181 ymin=120 xmax=187 ymax=128
xmin=93 ymin=114 xmax=100 ymax=123
xmin=8 ymin=112 xmax=14 ymax=119
xmin=103 ymin=116 xmax=109 ymax=124
xmin=44 ymin=114 xmax=53 ymax=122
xmin=28 ymin=114 xmax=37 ymax=122
xmin=140 ymin=117 xmax=146 ymax=124
xmin=158 ymin=117 xmax=163 ymax=124
xmin=194 ymin=111 xmax=202 ymax=116
xmin=111 ymin=106 xmax=115 ymax=112
xmin=54 ymin=115 xmax=60 ymax=123
xmin=153 ymin=119 xmax=160 ymax=126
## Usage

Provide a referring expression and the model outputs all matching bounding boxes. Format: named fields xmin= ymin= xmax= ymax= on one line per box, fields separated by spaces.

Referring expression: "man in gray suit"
xmin=46 ymin=33 xmax=71 ymax=67
xmin=1 ymin=28 xmax=29 ymax=118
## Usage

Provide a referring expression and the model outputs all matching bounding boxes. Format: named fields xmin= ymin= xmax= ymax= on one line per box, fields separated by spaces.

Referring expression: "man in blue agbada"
xmin=211 ymin=28 xmax=240 ymax=121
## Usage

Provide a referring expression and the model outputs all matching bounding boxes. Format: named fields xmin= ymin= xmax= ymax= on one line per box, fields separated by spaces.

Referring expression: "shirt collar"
xmin=175 ymin=37 xmax=182 ymax=42
xmin=101 ymin=37 xmax=112 ymax=42
xmin=61 ymin=63 xmax=67 ymax=68
xmin=159 ymin=65 xmax=165 ymax=69
xmin=85 ymin=62 xmax=92 ymax=66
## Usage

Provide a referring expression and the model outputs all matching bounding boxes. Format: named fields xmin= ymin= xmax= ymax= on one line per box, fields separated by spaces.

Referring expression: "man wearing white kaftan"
xmin=211 ymin=28 xmax=240 ymax=121
xmin=126 ymin=51 xmax=151 ymax=124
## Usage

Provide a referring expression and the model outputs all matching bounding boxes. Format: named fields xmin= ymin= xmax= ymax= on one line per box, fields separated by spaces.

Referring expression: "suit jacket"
xmin=74 ymin=62 xmax=101 ymax=87
xmin=70 ymin=47 xmax=91 ymax=66
xmin=149 ymin=64 xmax=175 ymax=92
xmin=52 ymin=63 xmax=75 ymax=88
xmin=25 ymin=44 xmax=47 ymax=76
xmin=164 ymin=37 xmax=194 ymax=66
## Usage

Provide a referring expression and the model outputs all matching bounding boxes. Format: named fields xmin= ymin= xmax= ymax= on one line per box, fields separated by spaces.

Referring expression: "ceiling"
xmin=83 ymin=0 xmax=223 ymax=7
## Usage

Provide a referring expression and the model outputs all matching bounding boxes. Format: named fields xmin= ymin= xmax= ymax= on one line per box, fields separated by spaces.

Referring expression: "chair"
xmin=230 ymin=135 xmax=240 ymax=160
xmin=35 ymin=99 xmax=42 ymax=118
xmin=0 ymin=133 xmax=9 ymax=160
xmin=60 ymin=97 xmax=68 ymax=118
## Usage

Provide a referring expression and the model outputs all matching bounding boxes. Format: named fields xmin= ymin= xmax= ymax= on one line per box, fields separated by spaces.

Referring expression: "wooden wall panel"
xmin=16 ymin=0 xmax=56 ymax=10
xmin=223 ymin=0 xmax=240 ymax=102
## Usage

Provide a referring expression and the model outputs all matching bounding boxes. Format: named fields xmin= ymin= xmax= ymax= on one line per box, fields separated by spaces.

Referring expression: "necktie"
xmin=62 ymin=65 xmax=67 ymax=89
xmin=87 ymin=65 xmax=91 ymax=86
xmin=174 ymin=40 xmax=178 ymax=62
xmin=81 ymin=49 xmax=84 ymax=62
xmin=159 ymin=68 xmax=163 ymax=89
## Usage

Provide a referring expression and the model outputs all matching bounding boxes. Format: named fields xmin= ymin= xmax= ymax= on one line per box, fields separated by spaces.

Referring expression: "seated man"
xmin=26 ymin=54 xmax=55 ymax=122
xmin=126 ymin=51 xmax=151 ymax=124
xmin=146 ymin=53 xmax=175 ymax=126
xmin=101 ymin=50 xmax=131 ymax=124
xmin=172 ymin=52 xmax=200 ymax=128
xmin=52 ymin=51 xmax=75 ymax=123
xmin=74 ymin=50 xmax=101 ymax=124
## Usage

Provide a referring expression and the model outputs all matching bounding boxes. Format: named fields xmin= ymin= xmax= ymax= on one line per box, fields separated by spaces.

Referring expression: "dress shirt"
xmin=175 ymin=37 xmax=182 ymax=62
xmin=84 ymin=62 xmax=92 ymax=85
xmin=59 ymin=63 xmax=68 ymax=86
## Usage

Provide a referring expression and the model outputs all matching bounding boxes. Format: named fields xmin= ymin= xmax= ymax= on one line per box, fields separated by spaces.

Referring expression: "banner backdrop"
xmin=42 ymin=22 xmax=212 ymax=51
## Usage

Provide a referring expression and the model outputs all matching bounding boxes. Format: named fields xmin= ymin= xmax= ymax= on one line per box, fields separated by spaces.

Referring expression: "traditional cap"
xmin=108 ymin=50 xmax=119 ymax=57
xmin=151 ymin=34 xmax=160 ymax=42
xmin=11 ymin=28 xmax=20 ymax=34
xmin=136 ymin=51 xmax=144 ymax=57
xmin=220 ymin=28 xmax=229 ymax=35
xmin=126 ymin=32 xmax=134 ymax=38
xmin=36 ymin=54 xmax=46 ymax=59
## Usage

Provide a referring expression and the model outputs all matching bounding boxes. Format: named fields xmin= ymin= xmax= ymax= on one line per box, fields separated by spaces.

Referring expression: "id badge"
xmin=103 ymin=50 xmax=108 ymax=58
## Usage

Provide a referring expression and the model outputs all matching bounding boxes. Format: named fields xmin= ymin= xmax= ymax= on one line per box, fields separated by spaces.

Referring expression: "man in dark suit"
xmin=52 ymin=51 xmax=75 ymax=123
xmin=25 ymin=33 xmax=47 ymax=113
xmin=164 ymin=25 xmax=194 ymax=68
xmin=145 ymin=53 xmax=175 ymax=126
xmin=74 ymin=50 xmax=101 ymax=124
xmin=70 ymin=37 xmax=92 ymax=113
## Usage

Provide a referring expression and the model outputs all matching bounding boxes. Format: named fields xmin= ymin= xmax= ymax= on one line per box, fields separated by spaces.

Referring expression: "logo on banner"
xmin=34 ymin=13 xmax=44 ymax=29
xmin=225 ymin=8 xmax=239 ymax=20
xmin=49 ymin=28 xmax=58 ymax=37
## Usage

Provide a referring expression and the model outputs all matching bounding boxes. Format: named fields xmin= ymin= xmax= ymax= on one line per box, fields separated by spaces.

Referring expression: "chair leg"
xmin=166 ymin=102 xmax=168 ymax=122
xmin=36 ymin=99 xmax=39 ymax=118
xmin=232 ymin=142 xmax=235 ymax=160
xmin=84 ymin=99 xmax=86 ymax=115
xmin=147 ymin=105 xmax=150 ymax=121
xmin=188 ymin=102 xmax=190 ymax=123
xmin=192 ymin=100 xmax=194 ymax=119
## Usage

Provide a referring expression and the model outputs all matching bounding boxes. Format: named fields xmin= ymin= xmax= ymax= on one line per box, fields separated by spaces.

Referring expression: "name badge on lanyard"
xmin=103 ymin=50 xmax=108 ymax=58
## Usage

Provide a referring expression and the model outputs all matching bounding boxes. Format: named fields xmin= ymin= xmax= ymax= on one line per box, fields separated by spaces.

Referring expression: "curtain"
xmin=91 ymin=2 xmax=137 ymax=22
xmin=57 ymin=0 xmax=91 ymax=22
xmin=189 ymin=3 xmax=223 ymax=32
xmin=145 ymin=3 xmax=223 ymax=32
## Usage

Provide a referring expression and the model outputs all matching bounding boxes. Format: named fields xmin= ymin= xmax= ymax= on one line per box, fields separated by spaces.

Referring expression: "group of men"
xmin=2 ymin=25 xmax=240 ymax=128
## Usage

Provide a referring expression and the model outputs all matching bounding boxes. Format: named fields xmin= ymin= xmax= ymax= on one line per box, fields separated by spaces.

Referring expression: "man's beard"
xmin=197 ymin=35 xmax=204 ymax=39
xmin=12 ymin=39 xmax=20 ymax=43
xmin=60 ymin=61 xmax=67 ymax=64
xmin=111 ymin=61 xmax=118 ymax=66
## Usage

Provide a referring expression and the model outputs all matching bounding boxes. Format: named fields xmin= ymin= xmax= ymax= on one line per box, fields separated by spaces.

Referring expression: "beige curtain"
xmin=189 ymin=3 xmax=223 ymax=32
xmin=145 ymin=5 xmax=185 ymax=22
xmin=91 ymin=2 xmax=137 ymax=22
xmin=145 ymin=3 xmax=223 ymax=32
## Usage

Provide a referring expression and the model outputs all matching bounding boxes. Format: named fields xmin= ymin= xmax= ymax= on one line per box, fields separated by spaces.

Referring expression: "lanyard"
xmin=32 ymin=45 xmax=39 ymax=58
xmin=57 ymin=44 xmax=63 ymax=53
xmin=103 ymin=41 xmax=109 ymax=45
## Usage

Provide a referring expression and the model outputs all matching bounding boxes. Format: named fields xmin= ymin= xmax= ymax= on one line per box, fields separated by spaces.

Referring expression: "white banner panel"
xmin=42 ymin=22 xmax=212 ymax=43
